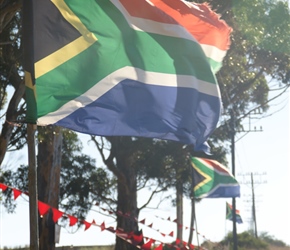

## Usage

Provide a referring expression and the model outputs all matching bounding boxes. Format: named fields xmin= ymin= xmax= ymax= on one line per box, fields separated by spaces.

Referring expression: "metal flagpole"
xmin=27 ymin=123 xmax=39 ymax=250
xmin=230 ymin=111 xmax=238 ymax=250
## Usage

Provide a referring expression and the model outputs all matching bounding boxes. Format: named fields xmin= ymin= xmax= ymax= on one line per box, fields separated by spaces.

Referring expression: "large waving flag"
xmin=191 ymin=157 xmax=240 ymax=198
xmin=226 ymin=202 xmax=243 ymax=224
xmin=24 ymin=0 xmax=231 ymax=152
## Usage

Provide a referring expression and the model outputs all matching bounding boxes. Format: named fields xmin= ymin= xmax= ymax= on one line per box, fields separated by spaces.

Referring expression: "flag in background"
xmin=226 ymin=202 xmax=243 ymax=224
xmin=24 ymin=0 xmax=231 ymax=152
xmin=191 ymin=157 xmax=240 ymax=198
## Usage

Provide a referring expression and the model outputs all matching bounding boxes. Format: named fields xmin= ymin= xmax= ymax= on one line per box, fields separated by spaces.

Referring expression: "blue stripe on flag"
xmin=205 ymin=186 xmax=240 ymax=198
xmin=55 ymin=80 xmax=220 ymax=151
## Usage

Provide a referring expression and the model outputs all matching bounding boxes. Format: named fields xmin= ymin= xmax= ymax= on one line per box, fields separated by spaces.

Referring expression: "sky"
xmin=0 ymin=89 xmax=289 ymax=248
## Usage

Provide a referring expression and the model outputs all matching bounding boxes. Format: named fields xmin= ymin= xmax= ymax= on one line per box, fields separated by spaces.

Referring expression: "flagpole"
xmin=188 ymin=155 xmax=195 ymax=246
xmin=230 ymin=111 xmax=238 ymax=250
xmin=27 ymin=123 xmax=39 ymax=250
xmin=224 ymin=204 xmax=227 ymax=239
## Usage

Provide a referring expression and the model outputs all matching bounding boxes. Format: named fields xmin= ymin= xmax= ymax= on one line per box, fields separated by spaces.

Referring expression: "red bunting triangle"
xmin=116 ymin=210 xmax=123 ymax=216
xmin=13 ymin=188 xmax=22 ymax=200
xmin=106 ymin=226 xmax=115 ymax=233
xmin=139 ymin=218 xmax=146 ymax=224
xmin=68 ymin=215 xmax=78 ymax=226
xmin=189 ymin=243 xmax=195 ymax=249
xmin=148 ymin=223 xmax=153 ymax=228
xmin=38 ymin=201 xmax=50 ymax=217
xmin=142 ymin=239 xmax=153 ymax=250
xmin=132 ymin=232 xmax=143 ymax=244
xmin=116 ymin=228 xmax=129 ymax=239
xmin=168 ymin=231 xmax=174 ymax=237
xmin=0 ymin=183 xmax=8 ymax=191
xmin=124 ymin=212 xmax=130 ymax=218
xmin=154 ymin=244 xmax=163 ymax=250
xmin=167 ymin=217 xmax=171 ymax=221
xmin=52 ymin=208 xmax=64 ymax=223
xmin=100 ymin=221 xmax=106 ymax=231
xmin=83 ymin=220 xmax=91 ymax=231
xmin=127 ymin=231 xmax=134 ymax=239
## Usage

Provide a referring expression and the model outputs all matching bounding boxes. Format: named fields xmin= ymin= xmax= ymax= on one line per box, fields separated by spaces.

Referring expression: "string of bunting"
xmin=1 ymin=183 xmax=211 ymax=249
xmin=155 ymin=215 xmax=213 ymax=244
xmin=94 ymin=202 xmax=213 ymax=245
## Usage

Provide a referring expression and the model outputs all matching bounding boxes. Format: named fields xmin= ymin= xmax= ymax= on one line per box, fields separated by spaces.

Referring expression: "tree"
xmin=259 ymin=232 xmax=287 ymax=247
xmin=37 ymin=126 xmax=62 ymax=250
xmin=91 ymin=136 xmax=174 ymax=250
xmin=219 ymin=231 xmax=268 ymax=250
xmin=0 ymin=0 xmax=26 ymax=166
xmin=0 ymin=130 xmax=114 ymax=250
xmin=207 ymin=0 xmax=290 ymax=152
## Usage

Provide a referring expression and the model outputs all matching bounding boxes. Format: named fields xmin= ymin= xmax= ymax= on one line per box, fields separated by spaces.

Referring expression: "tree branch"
xmin=0 ymin=0 xmax=22 ymax=34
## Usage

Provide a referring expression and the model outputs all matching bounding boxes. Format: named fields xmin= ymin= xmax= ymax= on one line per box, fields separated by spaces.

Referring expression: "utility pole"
xmin=239 ymin=171 xmax=266 ymax=238
xmin=230 ymin=108 xmax=263 ymax=250
xmin=251 ymin=173 xmax=257 ymax=238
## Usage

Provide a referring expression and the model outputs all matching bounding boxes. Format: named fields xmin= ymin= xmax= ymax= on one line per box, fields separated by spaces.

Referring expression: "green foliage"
xmin=0 ymin=164 xmax=28 ymax=212
xmin=201 ymin=231 xmax=289 ymax=250
xmin=220 ymin=231 xmax=268 ymax=250
xmin=0 ymin=2 xmax=26 ymax=159
xmin=2 ymin=246 xmax=29 ymax=250
xmin=0 ymin=130 xmax=114 ymax=222
xmin=193 ymin=0 xmax=290 ymax=162
xmin=232 ymin=0 xmax=290 ymax=54
xmin=57 ymin=129 xmax=115 ymax=221
xmin=134 ymin=139 xmax=194 ymax=203
xmin=260 ymin=232 xmax=287 ymax=247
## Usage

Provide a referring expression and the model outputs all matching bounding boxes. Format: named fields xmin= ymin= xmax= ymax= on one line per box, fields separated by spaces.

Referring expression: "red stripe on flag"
xmin=119 ymin=0 xmax=178 ymax=24
xmin=151 ymin=0 xmax=231 ymax=50
xmin=202 ymin=158 xmax=232 ymax=174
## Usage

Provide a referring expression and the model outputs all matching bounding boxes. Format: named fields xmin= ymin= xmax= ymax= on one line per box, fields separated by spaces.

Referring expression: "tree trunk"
xmin=0 ymin=80 xmax=25 ymax=165
xmin=113 ymin=137 xmax=139 ymax=250
xmin=0 ymin=0 xmax=24 ymax=166
xmin=0 ymin=0 xmax=22 ymax=34
xmin=37 ymin=126 xmax=62 ymax=250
